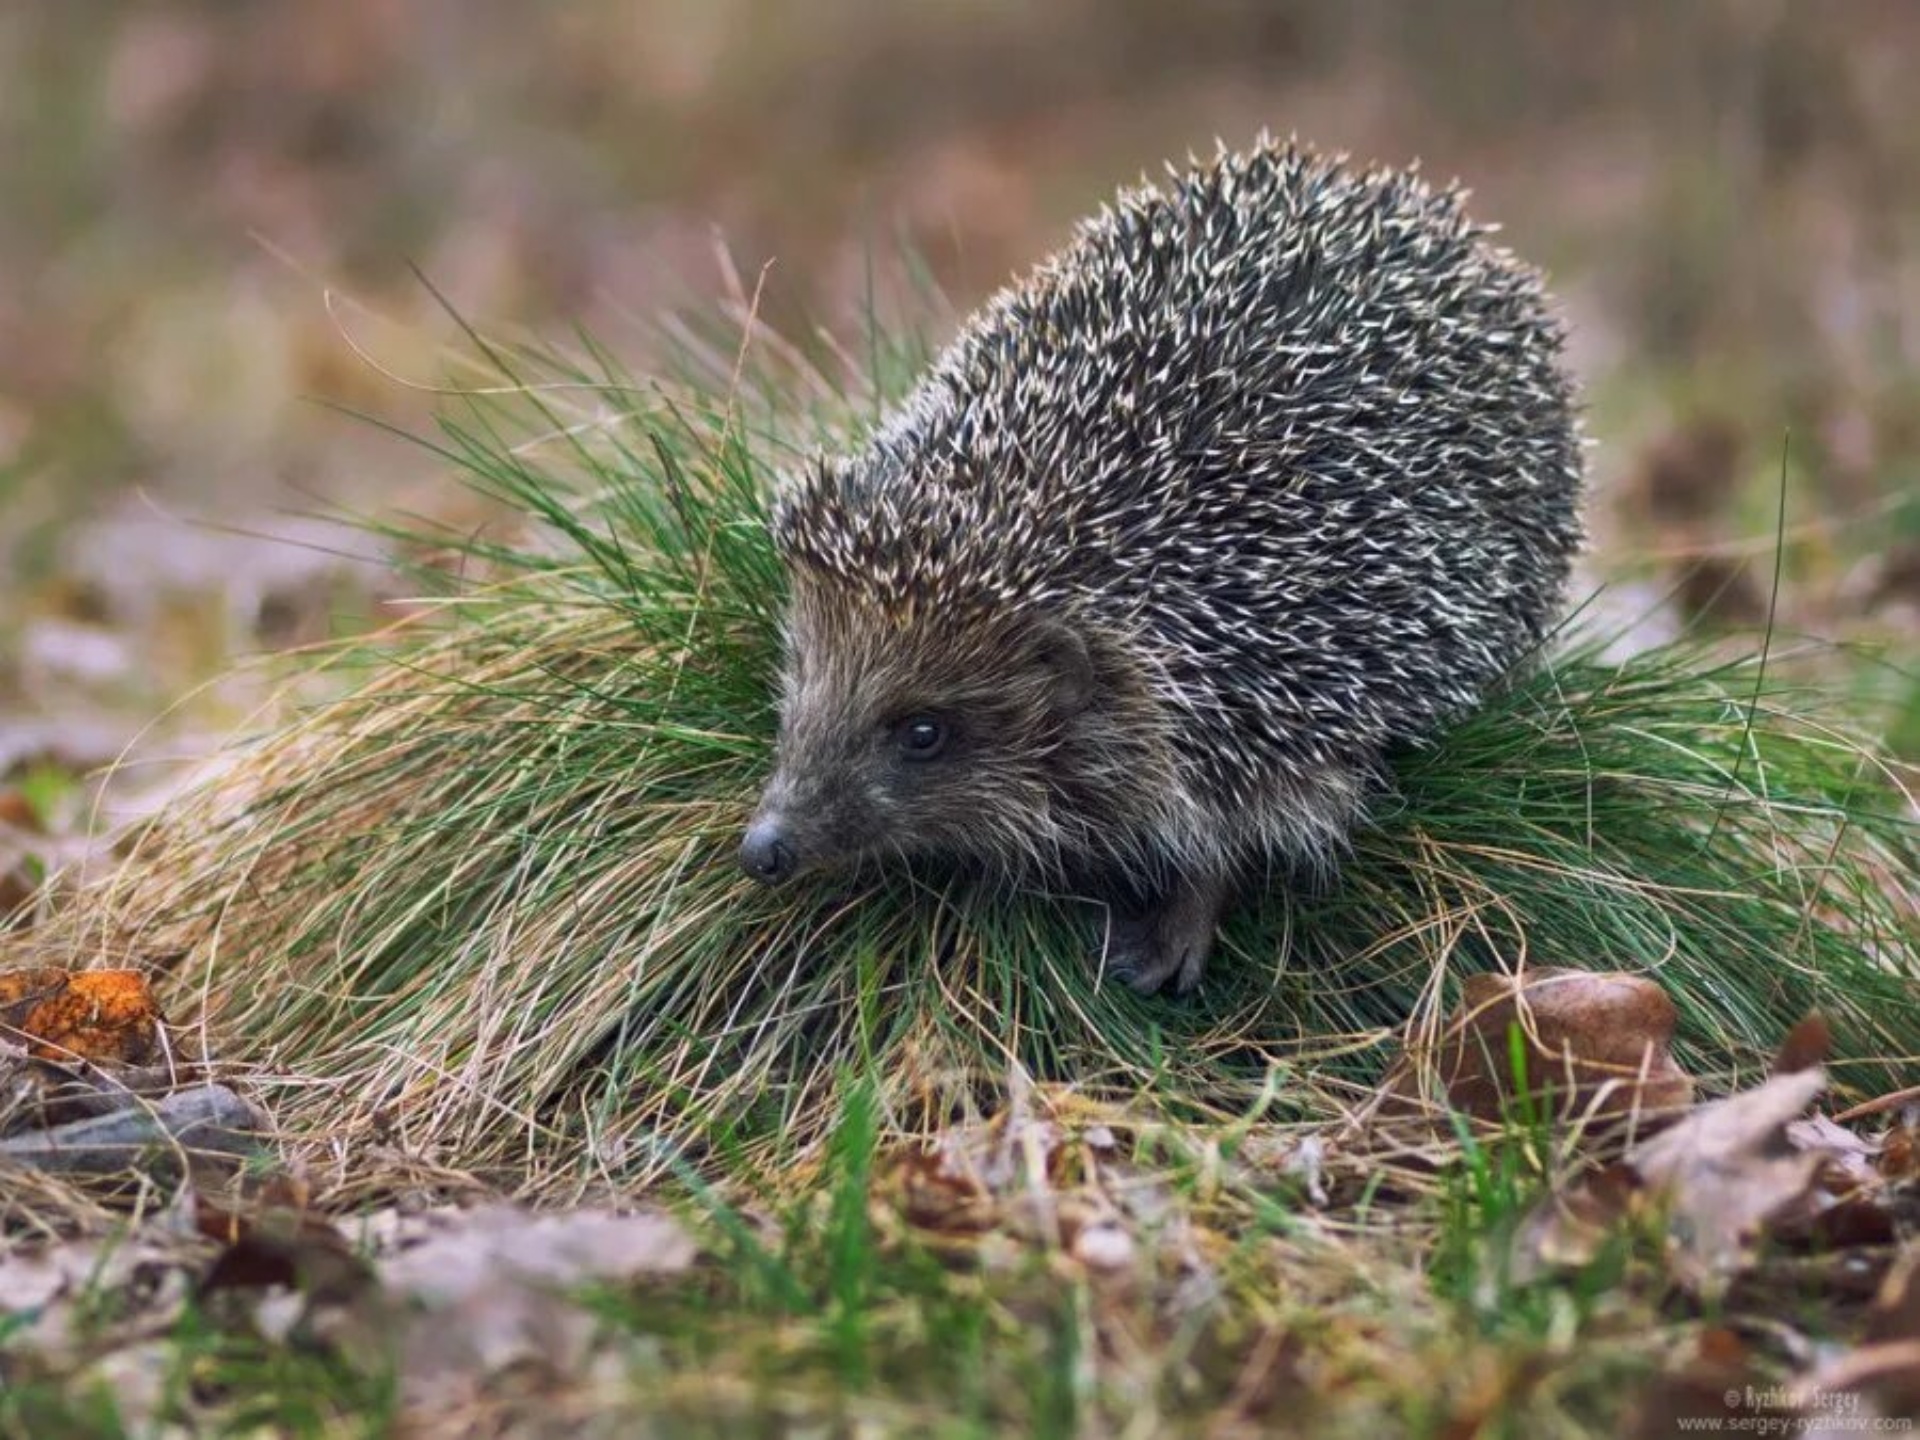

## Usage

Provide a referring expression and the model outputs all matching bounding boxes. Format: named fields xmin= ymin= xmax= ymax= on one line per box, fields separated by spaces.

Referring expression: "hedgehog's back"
xmin=779 ymin=140 xmax=1584 ymax=797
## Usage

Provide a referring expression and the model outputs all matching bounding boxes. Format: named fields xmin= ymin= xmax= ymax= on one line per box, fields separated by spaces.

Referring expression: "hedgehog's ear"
xmin=1030 ymin=617 xmax=1094 ymax=717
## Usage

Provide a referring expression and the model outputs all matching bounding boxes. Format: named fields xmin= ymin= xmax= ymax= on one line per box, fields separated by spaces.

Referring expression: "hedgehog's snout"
xmin=739 ymin=816 xmax=799 ymax=886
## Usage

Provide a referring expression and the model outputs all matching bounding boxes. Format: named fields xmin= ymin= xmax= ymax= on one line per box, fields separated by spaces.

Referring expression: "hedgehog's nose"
xmin=740 ymin=820 xmax=798 ymax=886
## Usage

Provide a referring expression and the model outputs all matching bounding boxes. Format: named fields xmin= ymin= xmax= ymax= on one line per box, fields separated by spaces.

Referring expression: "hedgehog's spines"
xmin=769 ymin=137 xmax=1583 ymax=905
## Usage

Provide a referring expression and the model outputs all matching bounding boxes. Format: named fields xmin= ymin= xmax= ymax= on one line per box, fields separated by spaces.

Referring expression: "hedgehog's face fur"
xmin=741 ymin=574 xmax=1161 ymax=887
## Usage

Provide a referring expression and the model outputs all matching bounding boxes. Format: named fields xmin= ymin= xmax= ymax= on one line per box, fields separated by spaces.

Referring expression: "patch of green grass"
xmin=56 ymin=305 xmax=1919 ymax=1192
xmin=1403 ymin=1046 xmax=1661 ymax=1434
xmin=574 ymin=1074 xmax=1679 ymax=1439
xmin=0 ymin=1303 xmax=396 ymax=1440
xmin=158 ymin=1310 xmax=398 ymax=1440
xmin=587 ymin=1083 xmax=1097 ymax=1437
xmin=1428 ymin=1128 xmax=1627 ymax=1346
xmin=9 ymin=764 xmax=80 ymax=830
xmin=1878 ymin=664 xmax=1920 ymax=762
xmin=0 ymin=1081 xmax=1774 ymax=1439
xmin=0 ymin=1377 xmax=129 ymax=1440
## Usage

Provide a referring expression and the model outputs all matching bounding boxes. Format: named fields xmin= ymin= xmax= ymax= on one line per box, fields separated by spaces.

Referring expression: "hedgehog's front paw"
xmin=1097 ymin=878 xmax=1226 ymax=996
xmin=1102 ymin=915 xmax=1210 ymax=995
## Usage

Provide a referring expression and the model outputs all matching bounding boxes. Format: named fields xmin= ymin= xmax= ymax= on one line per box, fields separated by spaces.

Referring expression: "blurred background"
xmin=1 ymin=1 xmax=1916 ymax=882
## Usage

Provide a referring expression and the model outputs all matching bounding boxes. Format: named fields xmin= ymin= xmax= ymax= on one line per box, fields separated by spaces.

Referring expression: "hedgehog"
xmin=738 ymin=139 xmax=1584 ymax=995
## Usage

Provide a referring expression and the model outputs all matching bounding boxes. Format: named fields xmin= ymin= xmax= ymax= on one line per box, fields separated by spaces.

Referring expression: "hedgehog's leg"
xmin=1100 ymin=871 xmax=1229 ymax=996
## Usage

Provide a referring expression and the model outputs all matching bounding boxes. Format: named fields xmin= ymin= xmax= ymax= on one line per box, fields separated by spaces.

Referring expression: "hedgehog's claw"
xmin=1100 ymin=877 xmax=1226 ymax=996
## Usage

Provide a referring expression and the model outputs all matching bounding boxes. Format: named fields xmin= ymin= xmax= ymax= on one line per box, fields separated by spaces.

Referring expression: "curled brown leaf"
xmin=1382 ymin=968 xmax=1694 ymax=1129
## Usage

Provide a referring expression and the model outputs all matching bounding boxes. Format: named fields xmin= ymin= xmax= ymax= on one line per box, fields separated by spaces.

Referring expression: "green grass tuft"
xmin=62 ymin=308 xmax=1920 ymax=1191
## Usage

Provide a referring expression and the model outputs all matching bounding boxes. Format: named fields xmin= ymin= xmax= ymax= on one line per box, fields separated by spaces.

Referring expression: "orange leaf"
xmin=0 ymin=790 xmax=40 ymax=831
xmin=0 ymin=966 xmax=70 ymax=1013
xmin=0 ymin=967 xmax=162 ymax=1064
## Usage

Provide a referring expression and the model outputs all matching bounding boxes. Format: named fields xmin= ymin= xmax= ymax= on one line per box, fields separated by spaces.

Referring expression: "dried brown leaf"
xmin=889 ymin=1145 xmax=997 ymax=1241
xmin=1772 ymin=1011 xmax=1833 ymax=1075
xmin=196 ymin=1180 xmax=371 ymax=1310
xmin=1880 ymin=1114 xmax=1920 ymax=1183
xmin=1510 ymin=1162 xmax=1640 ymax=1281
xmin=1629 ymin=1068 xmax=1828 ymax=1294
xmin=0 ymin=790 xmax=41 ymax=831
xmin=1786 ymin=1111 xmax=1881 ymax=1184
xmin=378 ymin=1203 xmax=697 ymax=1415
xmin=1384 ymin=968 xmax=1694 ymax=1127
xmin=1771 ymin=1110 xmax=1901 ymax=1248
xmin=0 ymin=1227 xmax=201 ymax=1363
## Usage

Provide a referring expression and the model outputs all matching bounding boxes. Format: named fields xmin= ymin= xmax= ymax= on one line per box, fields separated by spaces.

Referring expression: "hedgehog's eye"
xmin=893 ymin=714 xmax=949 ymax=762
